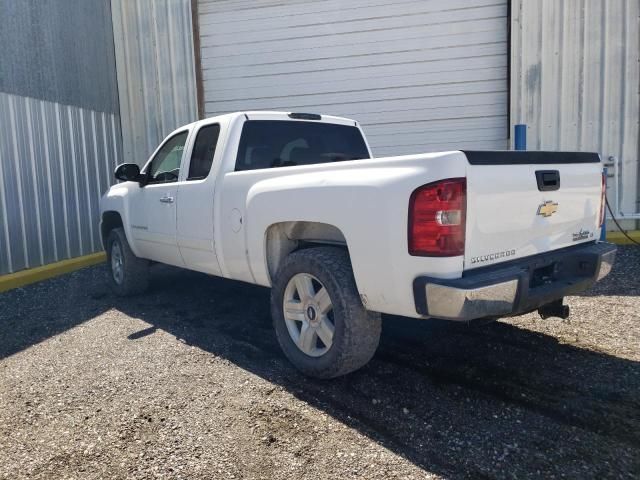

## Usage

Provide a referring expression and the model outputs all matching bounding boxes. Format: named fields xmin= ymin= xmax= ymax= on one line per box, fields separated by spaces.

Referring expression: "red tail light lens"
xmin=599 ymin=171 xmax=606 ymax=226
xmin=408 ymin=178 xmax=466 ymax=256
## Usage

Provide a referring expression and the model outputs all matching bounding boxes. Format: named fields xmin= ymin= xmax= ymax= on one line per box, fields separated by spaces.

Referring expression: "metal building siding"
xmin=0 ymin=92 xmax=121 ymax=275
xmin=197 ymin=0 xmax=509 ymax=156
xmin=511 ymin=0 xmax=640 ymax=217
xmin=111 ymin=0 xmax=199 ymax=165
xmin=0 ymin=0 xmax=119 ymax=114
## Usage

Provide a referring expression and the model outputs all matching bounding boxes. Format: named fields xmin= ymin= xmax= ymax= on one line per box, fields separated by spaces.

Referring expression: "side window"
xmin=146 ymin=131 xmax=189 ymax=184
xmin=187 ymin=124 xmax=220 ymax=181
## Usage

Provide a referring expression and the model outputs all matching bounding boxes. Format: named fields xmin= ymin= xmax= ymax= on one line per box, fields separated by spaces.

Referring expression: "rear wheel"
xmin=271 ymin=247 xmax=381 ymax=378
xmin=106 ymin=228 xmax=149 ymax=296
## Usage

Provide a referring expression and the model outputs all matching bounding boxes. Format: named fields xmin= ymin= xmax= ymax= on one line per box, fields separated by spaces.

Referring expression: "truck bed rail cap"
xmin=462 ymin=150 xmax=600 ymax=165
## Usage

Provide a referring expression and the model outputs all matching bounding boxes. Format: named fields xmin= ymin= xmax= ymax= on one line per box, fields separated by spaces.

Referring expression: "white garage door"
xmin=198 ymin=0 xmax=508 ymax=156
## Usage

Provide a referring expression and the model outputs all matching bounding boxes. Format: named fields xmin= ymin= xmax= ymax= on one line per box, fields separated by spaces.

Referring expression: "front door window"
xmin=147 ymin=131 xmax=188 ymax=183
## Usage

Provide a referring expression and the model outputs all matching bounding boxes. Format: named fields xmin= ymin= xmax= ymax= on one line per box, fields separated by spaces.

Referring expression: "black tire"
xmin=271 ymin=246 xmax=381 ymax=379
xmin=105 ymin=227 xmax=149 ymax=296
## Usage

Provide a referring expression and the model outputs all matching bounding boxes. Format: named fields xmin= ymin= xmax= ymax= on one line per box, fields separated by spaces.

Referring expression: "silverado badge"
xmin=537 ymin=200 xmax=558 ymax=218
xmin=572 ymin=229 xmax=593 ymax=241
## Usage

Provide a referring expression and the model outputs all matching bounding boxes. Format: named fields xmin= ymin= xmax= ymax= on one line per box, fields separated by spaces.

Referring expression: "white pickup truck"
xmin=100 ymin=111 xmax=616 ymax=378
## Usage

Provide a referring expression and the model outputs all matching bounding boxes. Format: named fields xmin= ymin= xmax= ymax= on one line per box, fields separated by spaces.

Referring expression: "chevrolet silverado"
xmin=100 ymin=111 xmax=616 ymax=378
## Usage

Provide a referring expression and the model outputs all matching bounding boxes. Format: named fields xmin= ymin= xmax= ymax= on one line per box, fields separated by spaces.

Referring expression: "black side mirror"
xmin=114 ymin=163 xmax=142 ymax=182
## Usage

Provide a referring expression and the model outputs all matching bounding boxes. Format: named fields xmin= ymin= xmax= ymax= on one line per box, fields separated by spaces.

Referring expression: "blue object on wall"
xmin=514 ymin=124 xmax=527 ymax=150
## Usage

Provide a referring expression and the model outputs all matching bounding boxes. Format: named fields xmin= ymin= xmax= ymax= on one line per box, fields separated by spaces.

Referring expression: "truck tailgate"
xmin=463 ymin=151 xmax=603 ymax=270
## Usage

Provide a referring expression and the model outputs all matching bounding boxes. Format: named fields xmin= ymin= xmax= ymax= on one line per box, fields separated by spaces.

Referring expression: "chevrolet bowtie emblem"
xmin=537 ymin=200 xmax=558 ymax=217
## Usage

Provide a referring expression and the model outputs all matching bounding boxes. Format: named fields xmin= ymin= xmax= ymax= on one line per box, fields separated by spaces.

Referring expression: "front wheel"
xmin=270 ymin=247 xmax=381 ymax=379
xmin=106 ymin=227 xmax=149 ymax=296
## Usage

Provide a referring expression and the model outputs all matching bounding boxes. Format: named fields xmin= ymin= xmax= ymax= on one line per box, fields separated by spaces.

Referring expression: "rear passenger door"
xmin=176 ymin=123 xmax=223 ymax=276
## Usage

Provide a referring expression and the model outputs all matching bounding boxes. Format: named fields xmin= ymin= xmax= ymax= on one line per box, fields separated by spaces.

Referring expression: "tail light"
xmin=599 ymin=171 xmax=606 ymax=226
xmin=408 ymin=178 xmax=466 ymax=256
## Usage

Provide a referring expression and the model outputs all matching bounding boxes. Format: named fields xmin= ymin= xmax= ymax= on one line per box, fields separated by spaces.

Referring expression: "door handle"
xmin=535 ymin=170 xmax=560 ymax=191
xmin=159 ymin=195 xmax=175 ymax=204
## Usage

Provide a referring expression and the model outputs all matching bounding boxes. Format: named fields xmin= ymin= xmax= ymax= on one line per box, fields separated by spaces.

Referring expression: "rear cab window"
xmin=235 ymin=120 xmax=370 ymax=171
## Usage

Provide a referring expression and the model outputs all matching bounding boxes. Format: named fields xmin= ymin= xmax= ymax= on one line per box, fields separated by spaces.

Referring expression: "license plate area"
xmin=530 ymin=263 xmax=557 ymax=288
xmin=528 ymin=254 xmax=597 ymax=291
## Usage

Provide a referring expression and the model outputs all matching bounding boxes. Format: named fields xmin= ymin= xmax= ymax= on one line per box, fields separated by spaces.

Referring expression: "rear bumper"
xmin=413 ymin=242 xmax=616 ymax=321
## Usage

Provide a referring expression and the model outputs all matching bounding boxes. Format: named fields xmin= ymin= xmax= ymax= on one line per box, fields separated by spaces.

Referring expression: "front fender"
xmin=100 ymin=183 xmax=142 ymax=257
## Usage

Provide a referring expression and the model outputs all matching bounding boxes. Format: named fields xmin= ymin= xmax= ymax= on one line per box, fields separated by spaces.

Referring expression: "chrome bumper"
xmin=413 ymin=242 xmax=617 ymax=321
xmin=425 ymin=280 xmax=519 ymax=320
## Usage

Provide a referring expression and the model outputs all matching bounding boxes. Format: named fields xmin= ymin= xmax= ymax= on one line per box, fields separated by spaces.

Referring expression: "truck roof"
xmin=185 ymin=111 xmax=358 ymax=131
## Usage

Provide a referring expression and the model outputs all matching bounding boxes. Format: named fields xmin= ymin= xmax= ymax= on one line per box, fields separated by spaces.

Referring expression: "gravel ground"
xmin=0 ymin=246 xmax=638 ymax=480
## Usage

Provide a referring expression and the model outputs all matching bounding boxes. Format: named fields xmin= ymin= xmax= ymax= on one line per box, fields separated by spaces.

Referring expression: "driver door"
xmin=133 ymin=130 xmax=189 ymax=266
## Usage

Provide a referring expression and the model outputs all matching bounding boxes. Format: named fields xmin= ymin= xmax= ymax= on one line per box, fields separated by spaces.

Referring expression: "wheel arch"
xmin=100 ymin=211 xmax=124 ymax=249
xmin=264 ymin=221 xmax=350 ymax=283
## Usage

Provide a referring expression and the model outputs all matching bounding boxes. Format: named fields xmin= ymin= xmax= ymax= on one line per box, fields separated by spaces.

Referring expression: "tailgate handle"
xmin=535 ymin=170 xmax=560 ymax=191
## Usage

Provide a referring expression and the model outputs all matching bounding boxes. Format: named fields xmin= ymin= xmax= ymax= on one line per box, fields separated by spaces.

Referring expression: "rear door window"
xmin=187 ymin=124 xmax=220 ymax=180
xmin=235 ymin=120 xmax=370 ymax=171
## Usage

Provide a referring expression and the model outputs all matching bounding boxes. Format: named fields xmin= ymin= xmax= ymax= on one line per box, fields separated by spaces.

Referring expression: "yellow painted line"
xmin=606 ymin=230 xmax=640 ymax=245
xmin=0 ymin=252 xmax=106 ymax=293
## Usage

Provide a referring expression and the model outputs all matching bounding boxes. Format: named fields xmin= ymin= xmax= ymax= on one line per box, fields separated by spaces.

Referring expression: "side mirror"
xmin=114 ymin=163 xmax=142 ymax=182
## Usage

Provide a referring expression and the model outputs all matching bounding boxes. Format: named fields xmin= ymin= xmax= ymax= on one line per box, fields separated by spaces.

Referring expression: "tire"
xmin=271 ymin=246 xmax=381 ymax=379
xmin=105 ymin=227 xmax=149 ymax=296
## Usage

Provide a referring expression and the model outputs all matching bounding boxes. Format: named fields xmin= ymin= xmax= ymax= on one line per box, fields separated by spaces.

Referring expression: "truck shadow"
xmin=112 ymin=265 xmax=639 ymax=479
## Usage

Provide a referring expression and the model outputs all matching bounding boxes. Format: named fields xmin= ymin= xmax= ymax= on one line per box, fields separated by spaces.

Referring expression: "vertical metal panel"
xmin=0 ymin=92 xmax=122 ymax=275
xmin=112 ymin=0 xmax=199 ymax=165
xmin=0 ymin=0 xmax=119 ymax=114
xmin=511 ymin=0 xmax=640 ymax=220
xmin=198 ymin=0 xmax=510 ymax=156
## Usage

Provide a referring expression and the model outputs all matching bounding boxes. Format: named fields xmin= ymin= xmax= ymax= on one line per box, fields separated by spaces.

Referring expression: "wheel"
xmin=105 ymin=227 xmax=149 ymax=296
xmin=271 ymin=246 xmax=381 ymax=378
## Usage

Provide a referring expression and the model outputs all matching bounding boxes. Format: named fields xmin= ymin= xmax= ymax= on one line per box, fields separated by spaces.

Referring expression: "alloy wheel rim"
xmin=283 ymin=273 xmax=335 ymax=357
xmin=111 ymin=242 xmax=124 ymax=285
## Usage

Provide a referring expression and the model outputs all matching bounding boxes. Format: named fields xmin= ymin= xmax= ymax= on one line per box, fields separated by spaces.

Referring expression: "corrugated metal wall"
xmin=511 ymin=0 xmax=640 ymax=221
xmin=0 ymin=92 xmax=121 ymax=275
xmin=0 ymin=0 xmax=122 ymax=276
xmin=0 ymin=0 xmax=119 ymax=115
xmin=198 ymin=0 xmax=510 ymax=156
xmin=111 ymin=0 xmax=199 ymax=166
